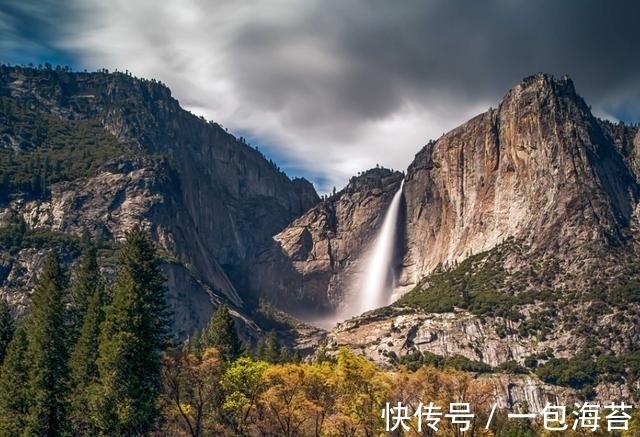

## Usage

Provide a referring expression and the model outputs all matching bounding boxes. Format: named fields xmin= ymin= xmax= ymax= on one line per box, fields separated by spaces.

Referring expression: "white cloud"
xmin=56 ymin=0 xmax=488 ymax=192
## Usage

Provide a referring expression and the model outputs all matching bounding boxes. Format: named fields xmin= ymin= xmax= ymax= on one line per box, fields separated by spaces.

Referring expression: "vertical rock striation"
xmin=400 ymin=73 xmax=639 ymax=287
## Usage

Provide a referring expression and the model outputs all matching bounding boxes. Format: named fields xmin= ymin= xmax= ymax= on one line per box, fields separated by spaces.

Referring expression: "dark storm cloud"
xmin=227 ymin=0 xmax=640 ymax=125
xmin=0 ymin=1 xmax=78 ymax=66
xmin=3 ymin=0 xmax=638 ymax=192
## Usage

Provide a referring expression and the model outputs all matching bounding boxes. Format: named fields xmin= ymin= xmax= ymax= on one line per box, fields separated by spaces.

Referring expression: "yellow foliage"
xmin=160 ymin=346 xmax=615 ymax=436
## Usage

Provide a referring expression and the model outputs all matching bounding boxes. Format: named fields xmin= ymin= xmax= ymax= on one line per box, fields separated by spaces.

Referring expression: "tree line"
xmin=1 ymin=226 xmax=639 ymax=436
xmin=0 ymin=226 xmax=168 ymax=436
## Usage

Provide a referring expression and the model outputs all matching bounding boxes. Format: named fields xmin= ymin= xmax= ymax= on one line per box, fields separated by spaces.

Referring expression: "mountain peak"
xmin=500 ymin=72 xmax=587 ymax=118
xmin=345 ymin=167 xmax=403 ymax=194
xmin=519 ymin=72 xmax=575 ymax=94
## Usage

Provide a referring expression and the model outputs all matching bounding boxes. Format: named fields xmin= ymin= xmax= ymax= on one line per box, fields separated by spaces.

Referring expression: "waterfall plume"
xmin=352 ymin=179 xmax=405 ymax=315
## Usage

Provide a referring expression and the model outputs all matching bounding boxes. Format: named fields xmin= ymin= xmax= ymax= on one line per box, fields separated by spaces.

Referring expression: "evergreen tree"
xmin=259 ymin=330 xmax=281 ymax=364
xmin=69 ymin=245 xmax=102 ymax=332
xmin=265 ymin=330 xmax=281 ymax=364
xmin=255 ymin=337 xmax=266 ymax=361
xmin=0 ymin=298 xmax=14 ymax=364
xmin=24 ymin=252 xmax=70 ymax=436
xmin=0 ymin=326 xmax=29 ymax=436
xmin=278 ymin=345 xmax=292 ymax=363
xmin=202 ymin=304 xmax=243 ymax=362
xmin=68 ymin=282 xmax=106 ymax=435
xmin=93 ymin=226 xmax=169 ymax=436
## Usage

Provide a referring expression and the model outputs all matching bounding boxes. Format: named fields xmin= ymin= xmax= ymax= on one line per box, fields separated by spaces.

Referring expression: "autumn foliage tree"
xmin=161 ymin=348 xmax=226 ymax=437
xmin=327 ymin=348 xmax=391 ymax=436
xmin=220 ymin=357 xmax=270 ymax=436
xmin=260 ymin=363 xmax=320 ymax=436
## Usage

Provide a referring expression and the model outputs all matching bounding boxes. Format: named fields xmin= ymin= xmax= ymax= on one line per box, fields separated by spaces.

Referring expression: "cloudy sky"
xmin=1 ymin=1 xmax=639 ymax=192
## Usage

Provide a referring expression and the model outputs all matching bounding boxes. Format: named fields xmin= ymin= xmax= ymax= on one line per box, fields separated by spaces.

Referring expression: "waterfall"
xmin=353 ymin=179 xmax=404 ymax=315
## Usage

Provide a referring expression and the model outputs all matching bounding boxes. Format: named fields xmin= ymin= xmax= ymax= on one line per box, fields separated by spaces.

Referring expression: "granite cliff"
xmin=400 ymin=73 xmax=639 ymax=285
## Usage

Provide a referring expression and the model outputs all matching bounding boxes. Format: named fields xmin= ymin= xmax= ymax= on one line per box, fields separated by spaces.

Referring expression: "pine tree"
xmin=23 ymin=252 xmax=70 ymax=436
xmin=202 ymin=304 xmax=243 ymax=362
xmin=69 ymin=245 xmax=102 ymax=333
xmin=68 ymin=282 xmax=106 ymax=435
xmin=255 ymin=337 xmax=267 ymax=361
xmin=255 ymin=330 xmax=281 ymax=363
xmin=0 ymin=298 xmax=14 ymax=364
xmin=92 ymin=226 xmax=169 ymax=436
xmin=278 ymin=345 xmax=292 ymax=363
xmin=261 ymin=330 xmax=281 ymax=364
xmin=0 ymin=326 xmax=29 ymax=436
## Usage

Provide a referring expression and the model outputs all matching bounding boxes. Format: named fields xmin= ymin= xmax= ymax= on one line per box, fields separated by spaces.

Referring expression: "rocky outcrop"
xmin=326 ymin=306 xmax=637 ymax=408
xmin=327 ymin=307 xmax=580 ymax=369
xmin=486 ymin=374 xmax=571 ymax=412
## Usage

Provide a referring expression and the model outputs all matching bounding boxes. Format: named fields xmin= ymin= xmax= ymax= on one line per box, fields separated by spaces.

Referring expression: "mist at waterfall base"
xmin=311 ymin=180 xmax=405 ymax=329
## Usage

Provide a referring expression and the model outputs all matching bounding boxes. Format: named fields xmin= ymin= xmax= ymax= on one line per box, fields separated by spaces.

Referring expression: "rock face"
xmin=325 ymin=303 xmax=638 ymax=407
xmin=328 ymin=309 xmax=582 ymax=411
xmin=251 ymin=168 xmax=405 ymax=318
xmin=0 ymin=65 xmax=318 ymax=336
xmin=401 ymin=73 xmax=639 ymax=286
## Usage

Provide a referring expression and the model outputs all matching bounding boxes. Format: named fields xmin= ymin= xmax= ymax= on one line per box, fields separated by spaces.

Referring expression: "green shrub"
xmin=396 ymin=244 xmax=527 ymax=321
xmin=535 ymin=357 xmax=597 ymax=389
xmin=496 ymin=360 xmax=528 ymax=374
